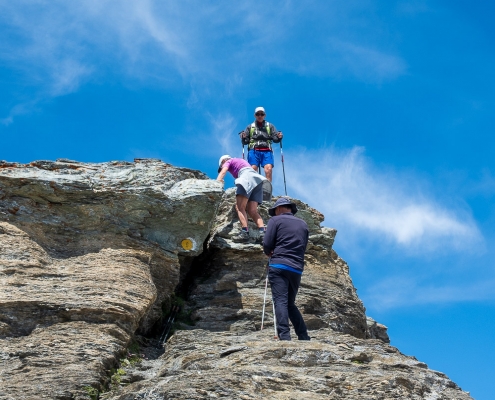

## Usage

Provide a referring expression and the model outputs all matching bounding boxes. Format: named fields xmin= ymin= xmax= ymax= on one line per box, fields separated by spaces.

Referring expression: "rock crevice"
xmin=178 ymin=189 xmax=367 ymax=339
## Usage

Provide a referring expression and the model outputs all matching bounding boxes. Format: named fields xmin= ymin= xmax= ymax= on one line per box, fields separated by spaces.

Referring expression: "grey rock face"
xmin=0 ymin=160 xmax=472 ymax=399
xmin=0 ymin=221 xmax=155 ymax=399
xmin=0 ymin=159 xmax=224 ymax=398
xmin=105 ymin=329 xmax=472 ymax=400
xmin=1 ymin=322 xmax=129 ymax=400
xmin=0 ymin=222 xmax=157 ymax=338
xmin=0 ymin=159 xmax=223 ymax=258
xmin=186 ymin=190 xmax=367 ymax=339
xmin=367 ymin=316 xmax=390 ymax=343
xmin=0 ymin=159 xmax=223 ymax=331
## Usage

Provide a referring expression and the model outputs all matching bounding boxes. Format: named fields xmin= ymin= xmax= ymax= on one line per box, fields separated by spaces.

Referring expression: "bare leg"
xmin=251 ymin=165 xmax=258 ymax=172
xmin=246 ymin=200 xmax=264 ymax=228
xmin=235 ymin=195 xmax=249 ymax=227
xmin=264 ymin=164 xmax=273 ymax=182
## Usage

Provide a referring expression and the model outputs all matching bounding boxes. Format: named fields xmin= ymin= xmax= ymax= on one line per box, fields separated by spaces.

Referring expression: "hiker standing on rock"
xmin=263 ymin=197 xmax=310 ymax=341
xmin=240 ymin=107 xmax=283 ymax=182
xmin=217 ymin=155 xmax=267 ymax=242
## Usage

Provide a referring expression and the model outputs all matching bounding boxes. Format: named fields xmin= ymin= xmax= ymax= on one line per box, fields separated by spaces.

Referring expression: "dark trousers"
xmin=268 ymin=267 xmax=309 ymax=341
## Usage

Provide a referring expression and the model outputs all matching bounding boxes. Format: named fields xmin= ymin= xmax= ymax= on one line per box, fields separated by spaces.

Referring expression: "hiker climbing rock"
xmin=240 ymin=106 xmax=283 ymax=182
xmin=216 ymin=155 xmax=267 ymax=242
xmin=263 ymin=197 xmax=310 ymax=341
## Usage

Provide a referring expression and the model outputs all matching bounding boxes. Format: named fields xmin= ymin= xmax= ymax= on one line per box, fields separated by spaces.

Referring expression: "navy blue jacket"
xmin=263 ymin=212 xmax=309 ymax=272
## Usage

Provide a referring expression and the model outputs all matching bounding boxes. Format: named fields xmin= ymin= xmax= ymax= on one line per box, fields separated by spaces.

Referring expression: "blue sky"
xmin=1 ymin=1 xmax=494 ymax=398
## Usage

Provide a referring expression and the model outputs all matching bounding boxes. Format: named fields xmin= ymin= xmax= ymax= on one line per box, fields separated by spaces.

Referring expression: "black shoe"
xmin=232 ymin=230 xmax=250 ymax=243
xmin=258 ymin=228 xmax=266 ymax=240
xmin=298 ymin=334 xmax=311 ymax=341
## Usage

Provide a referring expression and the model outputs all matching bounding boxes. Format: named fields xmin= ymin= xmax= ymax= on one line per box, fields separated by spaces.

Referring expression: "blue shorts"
xmin=248 ymin=150 xmax=274 ymax=168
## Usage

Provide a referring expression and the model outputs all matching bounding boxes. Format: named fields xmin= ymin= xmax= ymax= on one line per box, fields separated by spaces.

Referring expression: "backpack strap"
xmin=249 ymin=121 xmax=272 ymax=149
xmin=250 ymin=122 xmax=256 ymax=137
xmin=249 ymin=121 xmax=271 ymax=137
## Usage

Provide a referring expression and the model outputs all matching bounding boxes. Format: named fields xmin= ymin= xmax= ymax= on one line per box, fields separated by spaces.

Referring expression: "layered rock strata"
xmin=0 ymin=159 xmax=223 ymax=398
xmin=106 ymin=329 xmax=471 ymax=400
xmin=0 ymin=159 xmax=472 ymax=399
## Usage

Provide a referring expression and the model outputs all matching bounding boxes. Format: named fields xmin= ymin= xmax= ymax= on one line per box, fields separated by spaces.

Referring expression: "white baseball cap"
xmin=254 ymin=107 xmax=265 ymax=114
xmin=218 ymin=155 xmax=231 ymax=172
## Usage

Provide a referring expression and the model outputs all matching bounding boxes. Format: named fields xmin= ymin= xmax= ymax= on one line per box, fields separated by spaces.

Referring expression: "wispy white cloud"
xmin=0 ymin=101 xmax=39 ymax=126
xmin=131 ymin=2 xmax=187 ymax=59
xmin=0 ymin=1 xmax=408 ymax=123
xmin=328 ymin=39 xmax=407 ymax=82
xmin=285 ymin=146 xmax=481 ymax=250
xmin=208 ymin=114 xmax=239 ymax=158
xmin=364 ymin=275 xmax=495 ymax=310
xmin=0 ymin=2 xmax=94 ymax=93
xmin=49 ymin=60 xmax=93 ymax=97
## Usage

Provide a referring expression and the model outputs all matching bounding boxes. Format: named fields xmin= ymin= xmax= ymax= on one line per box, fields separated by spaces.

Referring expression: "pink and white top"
xmin=223 ymin=158 xmax=251 ymax=179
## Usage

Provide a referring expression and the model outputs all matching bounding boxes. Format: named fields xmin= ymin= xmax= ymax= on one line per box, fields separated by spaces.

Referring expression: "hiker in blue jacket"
xmin=263 ymin=197 xmax=310 ymax=341
xmin=240 ymin=106 xmax=283 ymax=182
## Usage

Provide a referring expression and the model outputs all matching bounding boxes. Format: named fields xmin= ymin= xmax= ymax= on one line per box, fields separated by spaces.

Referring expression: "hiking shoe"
xmin=232 ymin=230 xmax=250 ymax=243
xmin=258 ymin=228 xmax=266 ymax=241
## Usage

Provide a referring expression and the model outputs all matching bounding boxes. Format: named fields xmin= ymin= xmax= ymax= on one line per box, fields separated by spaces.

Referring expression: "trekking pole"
xmin=238 ymin=131 xmax=246 ymax=160
xmin=279 ymin=137 xmax=288 ymax=196
xmin=272 ymin=298 xmax=278 ymax=339
xmin=160 ymin=305 xmax=179 ymax=345
xmin=260 ymin=261 xmax=270 ymax=330
xmin=162 ymin=306 xmax=179 ymax=344
xmin=158 ymin=305 xmax=175 ymax=344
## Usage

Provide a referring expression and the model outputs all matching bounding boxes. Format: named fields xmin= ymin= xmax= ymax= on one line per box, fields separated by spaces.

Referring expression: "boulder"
xmin=367 ymin=316 xmax=390 ymax=343
xmin=0 ymin=159 xmax=223 ymax=398
xmin=0 ymin=159 xmax=223 ymax=258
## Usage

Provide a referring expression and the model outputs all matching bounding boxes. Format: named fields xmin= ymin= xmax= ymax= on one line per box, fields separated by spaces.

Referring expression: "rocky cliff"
xmin=0 ymin=159 xmax=472 ymax=399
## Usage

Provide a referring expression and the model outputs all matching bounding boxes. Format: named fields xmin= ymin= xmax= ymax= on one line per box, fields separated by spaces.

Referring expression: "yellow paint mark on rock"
xmin=181 ymin=239 xmax=193 ymax=251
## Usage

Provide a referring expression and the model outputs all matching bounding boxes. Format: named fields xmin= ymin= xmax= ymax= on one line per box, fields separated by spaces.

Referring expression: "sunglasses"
xmin=255 ymin=113 xmax=265 ymax=116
